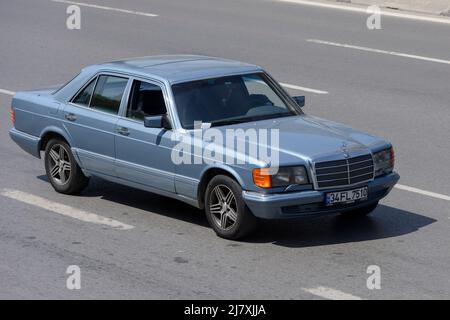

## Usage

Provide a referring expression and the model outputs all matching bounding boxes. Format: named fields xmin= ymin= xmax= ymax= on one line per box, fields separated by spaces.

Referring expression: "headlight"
xmin=252 ymin=166 xmax=309 ymax=188
xmin=373 ymin=146 xmax=395 ymax=177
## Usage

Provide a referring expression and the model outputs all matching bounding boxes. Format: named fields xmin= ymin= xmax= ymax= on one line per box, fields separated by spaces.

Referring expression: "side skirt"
xmin=83 ymin=169 xmax=201 ymax=209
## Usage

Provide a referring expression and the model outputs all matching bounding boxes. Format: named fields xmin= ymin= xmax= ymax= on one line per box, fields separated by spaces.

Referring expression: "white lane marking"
xmin=0 ymin=89 xmax=15 ymax=96
xmin=0 ymin=189 xmax=134 ymax=230
xmin=280 ymin=82 xmax=329 ymax=94
xmin=278 ymin=0 xmax=450 ymax=25
xmin=303 ymin=286 xmax=362 ymax=300
xmin=307 ymin=39 xmax=450 ymax=66
xmin=51 ymin=0 xmax=158 ymax=17
xmin=395 ymin=184 xmax=450 ymax=202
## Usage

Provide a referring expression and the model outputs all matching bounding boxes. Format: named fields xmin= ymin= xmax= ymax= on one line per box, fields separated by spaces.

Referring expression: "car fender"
xmin=199 ymin=163 xmax=248 ymax=190
xmin=38 ymin=125 xmax=83 ymax=167
xmin=39 ymin=125 xmax=73 ymax=148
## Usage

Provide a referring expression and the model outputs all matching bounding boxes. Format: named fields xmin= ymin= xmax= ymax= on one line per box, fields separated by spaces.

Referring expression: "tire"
xmin=205 ymin=175 xmax=258 ymax=240
xmin=340 ymin=201 xmax=379 ymax=218
xmin=44 ymin=138 xmax=89 ymax=195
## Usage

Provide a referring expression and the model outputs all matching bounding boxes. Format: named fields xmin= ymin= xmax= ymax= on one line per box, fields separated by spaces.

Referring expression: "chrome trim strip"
xmin=316 ymin=159 xmax=372 ymax=170
xmin=316 ymin=177 xmax=349 ymax=183
xmin=316 ymin=169 xmax=348 ymax=176
xmin=349 ymin=165 xmax=374 ymax=172
xmin=316 ymin=164 xmax=347 ymax=170
xmin=349 ymin=172 xmax=374 ymax=179
xmin=348 ymin=159 xmax=373 ymax=165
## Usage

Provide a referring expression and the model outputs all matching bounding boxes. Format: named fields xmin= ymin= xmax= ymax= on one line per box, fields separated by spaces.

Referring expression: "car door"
xmin=114 ymin=78 xmax=176 ymax=193
xmin=63 ymin=74 xmax=129 ymax=177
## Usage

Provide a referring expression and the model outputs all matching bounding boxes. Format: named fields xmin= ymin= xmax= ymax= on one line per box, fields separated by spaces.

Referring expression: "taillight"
xmin=10 ymin=107 xmax=15 ymax=124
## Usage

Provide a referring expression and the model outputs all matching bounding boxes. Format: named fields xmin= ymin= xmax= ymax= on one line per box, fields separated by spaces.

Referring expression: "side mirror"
xmin=144 ymin=114 xmax=172 ymax=130
xmin=293 ymin=96 xmax=305 ymax=108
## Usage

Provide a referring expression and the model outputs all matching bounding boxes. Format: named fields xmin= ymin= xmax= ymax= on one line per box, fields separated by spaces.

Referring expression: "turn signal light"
xmin=390 ymin=146 xmax=395 ymax=168
xmin=252 ymin=168 xmax=272 ymax=188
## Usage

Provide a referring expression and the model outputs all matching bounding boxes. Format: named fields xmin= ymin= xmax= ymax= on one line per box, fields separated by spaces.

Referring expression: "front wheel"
xmin=44 ymin=138 xmax=89 ymax=195
xmin=205 ymin=175 xmax=258 ymax=240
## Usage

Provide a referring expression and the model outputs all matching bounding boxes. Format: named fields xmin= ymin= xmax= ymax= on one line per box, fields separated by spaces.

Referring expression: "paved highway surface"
xmin=0 ymin=0 xmax=449 ymax=299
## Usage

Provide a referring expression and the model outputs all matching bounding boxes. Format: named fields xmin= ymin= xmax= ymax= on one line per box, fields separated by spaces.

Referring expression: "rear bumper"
xmin=9 ymin=128 xmax=41 ymax=158
xmin=242 ymin=172 xmax=400 ymax=219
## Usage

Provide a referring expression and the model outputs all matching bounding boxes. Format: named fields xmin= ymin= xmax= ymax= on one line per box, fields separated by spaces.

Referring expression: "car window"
xmin=90 ymin=75 xmax=128 ymax=115
xmin=72 ymin=78 xmax=96 ymax=106
xmin=126 ymin=80 xmax=167 ymax=121
xmin=172 ymin=73 xmax=299 ymax=129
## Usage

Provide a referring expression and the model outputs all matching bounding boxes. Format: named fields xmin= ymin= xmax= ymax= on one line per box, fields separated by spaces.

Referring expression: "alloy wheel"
xmin=48 ymin=144 xmax=71 ymax=185
xmin=209 ymin=185 xmax=238 ymax=230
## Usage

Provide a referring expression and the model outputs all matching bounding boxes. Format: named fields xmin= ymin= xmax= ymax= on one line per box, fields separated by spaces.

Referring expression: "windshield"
xmin=172 ymin=73 xmax=301 ymax=129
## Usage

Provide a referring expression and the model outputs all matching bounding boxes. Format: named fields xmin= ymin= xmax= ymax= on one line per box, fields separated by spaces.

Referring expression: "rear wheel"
xmin=205 ymin=175 xmax=257 ymax=240
xmin=340 ymin=201 xmax=378 ymax=217
xmin=44 ymin=139 xmax=89 ymax=195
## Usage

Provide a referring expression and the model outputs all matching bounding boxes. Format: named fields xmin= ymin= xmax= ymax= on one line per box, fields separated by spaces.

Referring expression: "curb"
xmin=326 ymin=0 xmax=450 ymax=17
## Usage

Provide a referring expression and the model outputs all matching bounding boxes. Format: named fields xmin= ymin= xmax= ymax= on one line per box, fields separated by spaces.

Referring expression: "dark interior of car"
xmin=128 ymin=81 xmax=167 ymax=120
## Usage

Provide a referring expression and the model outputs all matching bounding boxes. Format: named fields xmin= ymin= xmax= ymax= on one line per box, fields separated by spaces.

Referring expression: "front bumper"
xmin=242 ymin=172 xmax=400 ymax=219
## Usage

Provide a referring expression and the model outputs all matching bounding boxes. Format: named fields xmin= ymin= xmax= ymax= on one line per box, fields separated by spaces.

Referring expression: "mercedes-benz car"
xmin=9 ymin=55 xmax=399 ymax=239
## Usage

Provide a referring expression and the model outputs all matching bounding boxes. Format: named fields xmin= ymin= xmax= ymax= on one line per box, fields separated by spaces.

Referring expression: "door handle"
xmin=116 ymin=127 xmax=130 ymax=136
xmin=65 ymin=113 xmax=77 ymax=121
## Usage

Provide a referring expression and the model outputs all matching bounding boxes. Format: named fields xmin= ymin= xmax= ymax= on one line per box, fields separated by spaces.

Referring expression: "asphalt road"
xmin=0 ymin=0 xmax=449 ymax=299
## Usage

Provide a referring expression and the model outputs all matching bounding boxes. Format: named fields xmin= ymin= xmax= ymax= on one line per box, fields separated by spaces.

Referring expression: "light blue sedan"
xmin=9 ymin=55 xmax=399 ymax=239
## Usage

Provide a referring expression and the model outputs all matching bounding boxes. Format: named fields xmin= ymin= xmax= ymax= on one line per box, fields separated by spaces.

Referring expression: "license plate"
xmin=325 ymin=186 xmax=368 ymax=206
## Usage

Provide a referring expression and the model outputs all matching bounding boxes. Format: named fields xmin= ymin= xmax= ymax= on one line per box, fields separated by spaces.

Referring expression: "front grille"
xmin=314 ymin=154 xmax=374 ymax=189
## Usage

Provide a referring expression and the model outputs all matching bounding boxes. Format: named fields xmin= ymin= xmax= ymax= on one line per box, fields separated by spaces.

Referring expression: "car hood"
xmin=212 ymin=115 xmax=388 ymax=165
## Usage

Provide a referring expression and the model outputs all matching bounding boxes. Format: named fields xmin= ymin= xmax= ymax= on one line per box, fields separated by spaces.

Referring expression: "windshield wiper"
xmin=210 ymin=119 xmax=249 ymax=127
xmin=209 ymin=113 xmax=294 ymax=128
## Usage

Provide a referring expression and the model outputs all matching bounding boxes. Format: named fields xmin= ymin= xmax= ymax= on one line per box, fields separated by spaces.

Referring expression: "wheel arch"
xmin=197 ymin=165 xmax=246 ymax=210
xmin=39 ymin=126 xmax=73 ymax=151
xmin=38 ymin=127 xmax=84 ymax=169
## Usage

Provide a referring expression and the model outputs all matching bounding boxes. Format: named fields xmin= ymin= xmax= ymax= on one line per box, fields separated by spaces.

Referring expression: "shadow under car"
xmin=38 ymin=175 xmax=436 ymax=246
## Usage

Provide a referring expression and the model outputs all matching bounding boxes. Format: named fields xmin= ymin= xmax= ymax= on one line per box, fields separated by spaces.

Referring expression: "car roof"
xmin=92 ymin=55 xmax=263 ymax=84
